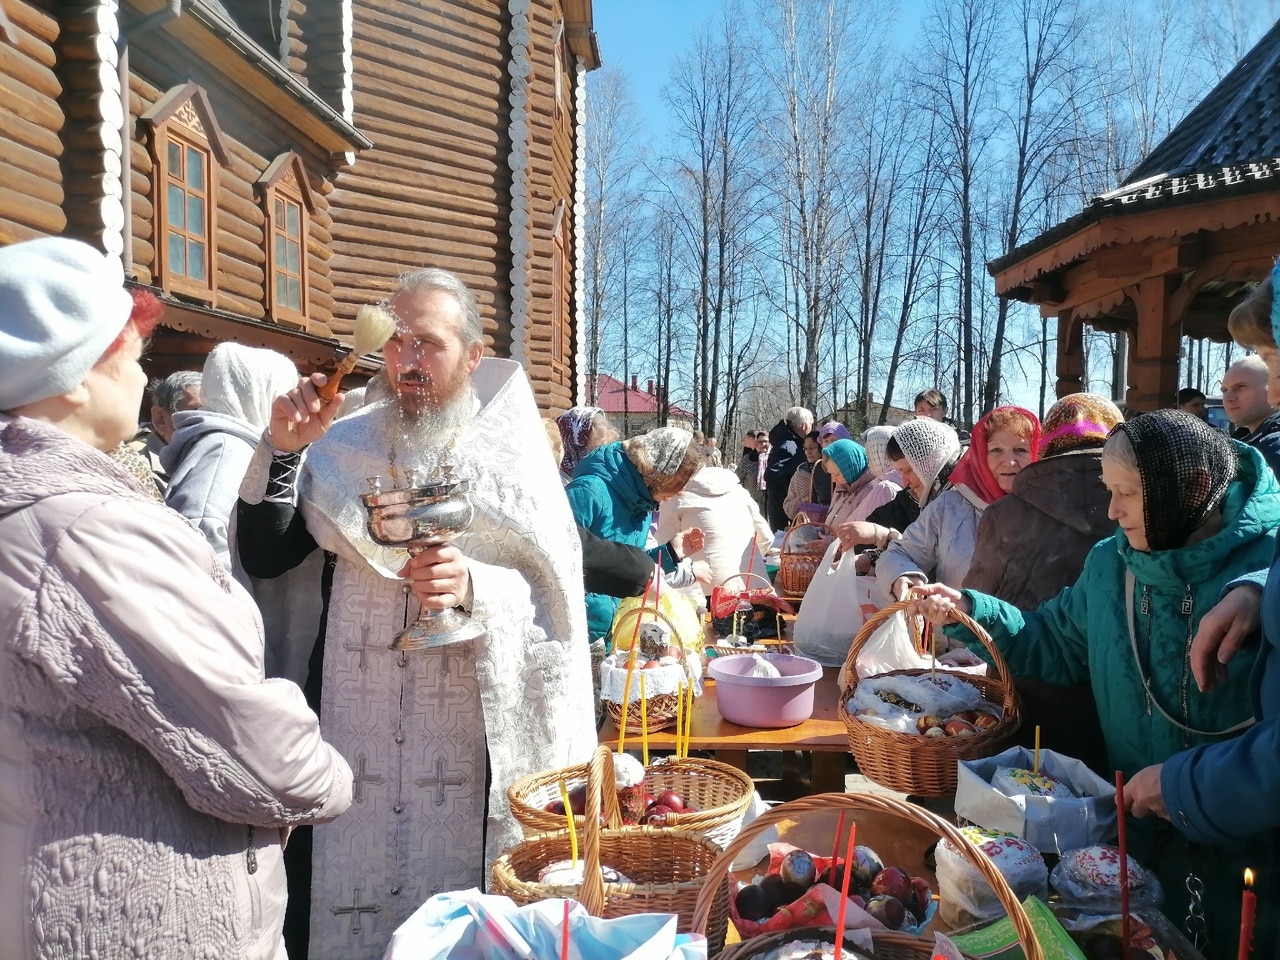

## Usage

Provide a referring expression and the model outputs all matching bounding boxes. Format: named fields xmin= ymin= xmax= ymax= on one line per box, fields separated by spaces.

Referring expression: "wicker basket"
xmin=492 ymin=747 xmax=732 ymax=950
xmin=643 ymin=756 xmax=755 ymax=848
xmin=708 ymin=571 xmax=784 ymax=655
xmin=776 ymin=522 xmax=829 ymax=597
xmin=602 ymin=607 xmax=694 ymax=734
xmin=689 ymin=792 xmax=1046 ymax=960
xmin=839 ymin=600 xmax=1020 ymax=797
xmin=507 ymin=749 xmax=755 ymax=850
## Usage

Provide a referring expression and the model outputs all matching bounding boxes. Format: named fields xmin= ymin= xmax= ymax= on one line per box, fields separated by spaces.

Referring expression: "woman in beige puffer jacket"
xmin=0 ymin=239 xmax=352 ymax=960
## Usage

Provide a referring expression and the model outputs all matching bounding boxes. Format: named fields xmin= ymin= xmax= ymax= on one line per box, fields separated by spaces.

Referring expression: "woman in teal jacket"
xmin=566 ymin=427 xmax=702 ymax=641
xmin=913 ymin=410 xmax=1280 ymax=957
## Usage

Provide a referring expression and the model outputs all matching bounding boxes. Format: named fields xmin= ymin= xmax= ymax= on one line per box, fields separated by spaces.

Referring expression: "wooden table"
xmin=598 ymin=666 xmax=850 ymax=793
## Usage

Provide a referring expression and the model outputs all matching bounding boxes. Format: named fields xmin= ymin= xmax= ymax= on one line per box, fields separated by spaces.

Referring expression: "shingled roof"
xmin=1125 ymin=18 xmax=1280 ymax=183
xmin=990 ymin=19 xmax=1280 ymax=279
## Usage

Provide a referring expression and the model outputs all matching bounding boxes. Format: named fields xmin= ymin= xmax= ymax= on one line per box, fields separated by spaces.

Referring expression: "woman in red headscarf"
xmin=878 ymin=406 xmax=1040 ymax=601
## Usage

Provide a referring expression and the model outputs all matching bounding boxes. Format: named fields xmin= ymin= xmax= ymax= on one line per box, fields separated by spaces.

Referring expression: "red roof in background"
xmin=590 ymin=373 xmax=694 ymax=417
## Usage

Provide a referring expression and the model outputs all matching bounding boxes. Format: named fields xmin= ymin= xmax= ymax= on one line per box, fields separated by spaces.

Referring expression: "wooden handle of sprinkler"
xmin=315 ymin=352 xmax=358 ymax=404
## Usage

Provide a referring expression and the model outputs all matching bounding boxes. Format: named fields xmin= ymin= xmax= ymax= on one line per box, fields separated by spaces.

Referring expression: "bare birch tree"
xmin=756 ymin=0 xmax=864 ymax=410
xmin=917 ymin=0 xmax=1001 ymax=427
xmin=662 ymin=10 xmax=764 ymax=438
xmin=583 ymin=69 xmax=639 ymax=403
xmin=981 ymin=0 xmax=1082 ymax=412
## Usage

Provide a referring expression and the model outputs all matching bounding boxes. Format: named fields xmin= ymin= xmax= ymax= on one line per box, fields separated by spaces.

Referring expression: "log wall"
xmin=327 ymin=0 xmax=514 ymax=353
xmin=0 ymin=1 xmax=65 ymax=244
xmin=125 ymin=41 xmax=338 ymax=335
xmin=326 ymin=0 xmax=583 ymax=411
xmin=521 ymin=0 xmax=576 ymax=412
xmin=285 ymin=0 xmax=350 ymax=115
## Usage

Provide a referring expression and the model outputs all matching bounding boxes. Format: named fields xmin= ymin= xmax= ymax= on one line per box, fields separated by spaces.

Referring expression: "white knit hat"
xmin=892 ymin=418 xmax=961 ymax=506
xmin=0 ymin=238 xmax=132 ymax=411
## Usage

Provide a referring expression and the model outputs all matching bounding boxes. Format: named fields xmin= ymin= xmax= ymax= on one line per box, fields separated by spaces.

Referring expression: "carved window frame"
xmin=141 ymin=83 xmax=229 ymax=303
xmin=257 ymin=152 xmax=315 ymax=329
xmin=553 ymin=20 xmax=567 ymax=123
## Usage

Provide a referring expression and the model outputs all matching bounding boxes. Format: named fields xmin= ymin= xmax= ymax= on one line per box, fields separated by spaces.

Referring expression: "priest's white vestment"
xmin=284 ymin=359 xmax=594 ymax=959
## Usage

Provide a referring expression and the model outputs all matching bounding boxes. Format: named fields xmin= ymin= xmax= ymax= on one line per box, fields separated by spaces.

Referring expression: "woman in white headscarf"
xmin=849 ymin=425 xmax=903 ymax=522
xmin=163 ymin=342 xmax=300 ymax=572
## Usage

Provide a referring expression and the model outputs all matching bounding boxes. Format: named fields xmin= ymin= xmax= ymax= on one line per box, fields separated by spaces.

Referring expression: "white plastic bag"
xmin=837 ymin=609 xmax=989 ymax=687
xmin=793 ymin=540 xmax=885 ymax=666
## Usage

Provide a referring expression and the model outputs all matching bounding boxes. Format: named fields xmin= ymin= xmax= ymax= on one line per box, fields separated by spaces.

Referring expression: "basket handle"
xmin=840 ymin=598 xmax=1017 ymax=713
xmin=574 ymin=745 xmax=619 ymax=916
xmin=611 ymin=605 xmax=688 ymax=653
xmin=718 ymin=571 xmax=775 ymax=593
xmin=688 ymin=792 xmax=1044 ymax=960
xmin=779 ymin=521 xmax=830 ymax=553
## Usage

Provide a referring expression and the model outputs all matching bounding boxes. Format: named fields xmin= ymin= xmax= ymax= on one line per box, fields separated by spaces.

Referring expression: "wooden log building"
xmin=989 ymin=19 xmax=1280 ymax=411
xmin=0 ymin=0 xmax=600 ymax=410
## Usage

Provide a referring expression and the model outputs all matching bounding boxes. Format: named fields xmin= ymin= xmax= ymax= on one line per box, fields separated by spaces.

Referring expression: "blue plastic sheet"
xmin=382 ymin=889 xmax=708 ymax=960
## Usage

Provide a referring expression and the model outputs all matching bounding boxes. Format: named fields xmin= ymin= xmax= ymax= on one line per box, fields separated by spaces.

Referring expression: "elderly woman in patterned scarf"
xmin=557 ymin=405 xmax=619 ymax=480
xmin=911 ymin=408 xmax=1280 ymax=953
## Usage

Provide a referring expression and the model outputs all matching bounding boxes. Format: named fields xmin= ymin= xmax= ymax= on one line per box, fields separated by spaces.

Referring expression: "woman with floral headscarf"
xmin=557 ymin=405 xmax=618 ymax=481
xmin=912 ymin=409 xmax=1280 ymax=955
xmin=878 ymin=406 xmax=1039 ymax=601
xmin=566 ymin=427 xmax=704 ymax=640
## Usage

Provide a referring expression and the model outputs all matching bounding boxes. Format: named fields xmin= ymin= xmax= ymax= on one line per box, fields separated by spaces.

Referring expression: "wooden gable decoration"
xmin=256 ymin=151 xmax=315 ymax=213
xmin=140 ymin=83 xmax=230 ymax=165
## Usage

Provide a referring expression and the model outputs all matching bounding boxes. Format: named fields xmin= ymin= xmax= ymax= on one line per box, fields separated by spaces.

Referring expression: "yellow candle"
xmin=558 ymin=779 xmax=578 ymax=868
xmin=640 ymin=673 xmax=649 ymax=767
xmin=683 ymin=680 xmax=695 ymax=758
xmin=674 ymin=679 xmax=684 ymax=758
xmin=1034 ymin=725 xmax=1041 ymax=775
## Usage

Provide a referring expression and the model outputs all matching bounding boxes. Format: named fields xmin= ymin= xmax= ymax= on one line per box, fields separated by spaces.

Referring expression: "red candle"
xmin=1238 ymin=869 xmax=1257 ymax=960
xmin=834 ymin=819 xmax=857 ymax=960
xmin=828 ymin=812 xmax=847 ymax=886
xmin=1115 ymin=772 xmax=1130 ymax=951
xmin=561 ymin=898 xmax=571 ymax=960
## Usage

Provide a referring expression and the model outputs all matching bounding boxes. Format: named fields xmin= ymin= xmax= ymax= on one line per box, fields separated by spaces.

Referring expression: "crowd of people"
xmin=0 ymin=234 xmax=1277 ymax=959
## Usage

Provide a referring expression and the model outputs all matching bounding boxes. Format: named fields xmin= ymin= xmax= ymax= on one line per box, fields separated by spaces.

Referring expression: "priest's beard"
xmin=373 ymin=369 xmax=478 ymax=482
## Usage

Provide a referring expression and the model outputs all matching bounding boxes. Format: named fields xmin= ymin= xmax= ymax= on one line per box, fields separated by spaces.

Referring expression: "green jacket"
xmin=948 ymin=443 xmax=1280 ymax=956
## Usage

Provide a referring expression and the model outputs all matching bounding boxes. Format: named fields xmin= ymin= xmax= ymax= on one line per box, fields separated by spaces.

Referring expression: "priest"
xmin=237 ymin=268 xmax=594 ymax=960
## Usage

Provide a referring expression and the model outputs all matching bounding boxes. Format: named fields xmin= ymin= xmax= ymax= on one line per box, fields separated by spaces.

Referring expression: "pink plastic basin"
xmin=706 ymin=653 xmax=824 ymax=728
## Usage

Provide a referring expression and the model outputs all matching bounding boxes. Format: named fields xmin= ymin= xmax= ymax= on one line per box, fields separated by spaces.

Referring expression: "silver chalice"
xmin=360 ymin=474 xmax=488 ymax=650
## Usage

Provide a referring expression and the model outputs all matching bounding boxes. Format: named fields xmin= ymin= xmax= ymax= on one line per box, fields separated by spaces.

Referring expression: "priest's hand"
xmin=268 ymin=374 xmax=344 ymax=452
xmin=401 ymin=544 xmax=471 ymax=610
xmin=1123 ymin=764 xmax=1169 ymax=821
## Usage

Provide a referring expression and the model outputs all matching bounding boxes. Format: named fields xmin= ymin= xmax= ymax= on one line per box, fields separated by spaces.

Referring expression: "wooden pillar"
xmin=1125 ymin=276 xmax=1180 ymax=412
xmin=1055 ymin=309 xmax=1083 ymax=399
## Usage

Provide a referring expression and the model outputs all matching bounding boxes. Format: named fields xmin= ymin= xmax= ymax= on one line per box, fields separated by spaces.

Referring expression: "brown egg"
xmin=943 ymin=718 xmax=978 ymax=737
xmin=916 ymin=714 xmax=945 ymax=735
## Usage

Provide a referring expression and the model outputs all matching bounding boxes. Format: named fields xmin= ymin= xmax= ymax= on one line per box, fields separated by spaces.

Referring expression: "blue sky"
xmin=592 ymin=0 xmax=929 ymax=144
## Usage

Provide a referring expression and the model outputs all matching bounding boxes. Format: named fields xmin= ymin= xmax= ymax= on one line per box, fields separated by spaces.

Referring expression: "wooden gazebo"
xmin=989 ymin=20 xmax=1280 ymax=411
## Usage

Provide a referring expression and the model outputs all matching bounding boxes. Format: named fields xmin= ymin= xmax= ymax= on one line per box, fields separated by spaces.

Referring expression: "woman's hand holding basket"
xmin=907 ymin=583 xmax=972 ymax=625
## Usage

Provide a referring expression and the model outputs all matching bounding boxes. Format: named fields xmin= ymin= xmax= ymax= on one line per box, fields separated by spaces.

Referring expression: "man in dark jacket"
xmin=1223 ymin=355 xmax=1280 ymax=479
xmin=765 ymin=406 xmax=813 ymax=530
